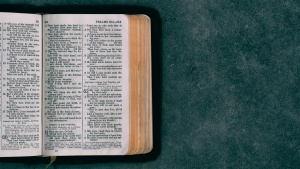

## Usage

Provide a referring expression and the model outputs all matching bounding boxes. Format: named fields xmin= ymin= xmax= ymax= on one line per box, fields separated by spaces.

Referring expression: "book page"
xmin=0 ymin=13 xmax=42 ymax=157
xmin=43 ymin=14 xmax=129 ymax=156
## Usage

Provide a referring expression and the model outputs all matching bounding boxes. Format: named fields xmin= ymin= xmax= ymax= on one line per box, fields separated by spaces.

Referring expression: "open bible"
xmin=0 ymin=12 xmax=152 ymax=156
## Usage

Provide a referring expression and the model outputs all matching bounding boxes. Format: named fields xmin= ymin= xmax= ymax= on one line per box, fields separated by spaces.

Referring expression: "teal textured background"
xmin=0 ymin=0 xmax=299 ymax=168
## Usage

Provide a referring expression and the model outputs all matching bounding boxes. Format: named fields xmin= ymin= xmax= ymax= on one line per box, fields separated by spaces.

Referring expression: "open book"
xmin=0 ymin=12 xmax=152 ymax=156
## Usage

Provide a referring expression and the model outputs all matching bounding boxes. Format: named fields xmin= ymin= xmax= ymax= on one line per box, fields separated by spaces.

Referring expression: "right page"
xmin=42 ymin=14 xmax=129 ymax=156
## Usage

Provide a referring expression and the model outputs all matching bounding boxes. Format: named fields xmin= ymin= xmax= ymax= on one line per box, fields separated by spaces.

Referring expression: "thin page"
xmin=42 ymin=14 xmax=129 ymax=156
xmin=0 ymin=12 xmax=42 ymax=157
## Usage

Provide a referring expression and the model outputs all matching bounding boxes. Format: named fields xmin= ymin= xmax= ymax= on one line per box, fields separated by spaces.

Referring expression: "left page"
xmin=0 ymin=13 xmax=42 ymax=157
